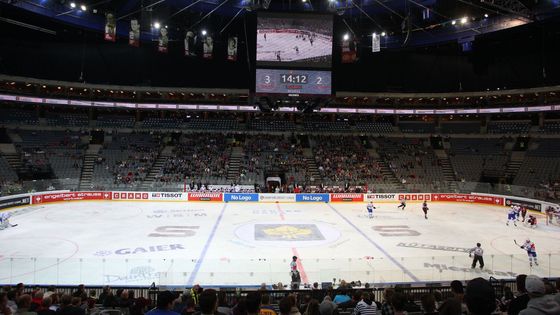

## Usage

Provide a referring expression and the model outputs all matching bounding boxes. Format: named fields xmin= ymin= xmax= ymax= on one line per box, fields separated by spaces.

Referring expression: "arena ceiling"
xmin=2 ymin=0 xmax=560 ymax=48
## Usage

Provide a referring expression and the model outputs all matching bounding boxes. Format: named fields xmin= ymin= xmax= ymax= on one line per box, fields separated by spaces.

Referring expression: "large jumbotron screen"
xmin=256 ymin=13 xmax=333 ymax=68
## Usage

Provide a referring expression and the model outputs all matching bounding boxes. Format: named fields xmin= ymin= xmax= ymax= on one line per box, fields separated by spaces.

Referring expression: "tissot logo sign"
xmin=149 ymin=192 xmax=186 ymax=201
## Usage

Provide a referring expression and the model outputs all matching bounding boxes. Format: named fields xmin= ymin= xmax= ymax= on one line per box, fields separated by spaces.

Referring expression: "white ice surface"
xmin=1 ymin=201 xmax=560 ymax=287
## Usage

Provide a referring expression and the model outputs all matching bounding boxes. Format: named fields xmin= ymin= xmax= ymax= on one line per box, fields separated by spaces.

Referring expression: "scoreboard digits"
xmin=256 ymin=69 xmax=332 ymax=95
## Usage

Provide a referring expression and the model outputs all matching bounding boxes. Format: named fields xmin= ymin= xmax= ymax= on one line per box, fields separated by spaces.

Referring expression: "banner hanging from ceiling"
xmin=104 ymin=13 xmax=116 ymax=42
xmin=227 ymin=36 xmax=238 ymax=61
xmin=129 ymin=19 xmax=140 ymax=47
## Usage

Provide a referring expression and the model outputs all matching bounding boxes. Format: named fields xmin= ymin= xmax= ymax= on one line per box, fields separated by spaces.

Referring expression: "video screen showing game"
xmin=257 ymin=13 xmax=333 ymax=68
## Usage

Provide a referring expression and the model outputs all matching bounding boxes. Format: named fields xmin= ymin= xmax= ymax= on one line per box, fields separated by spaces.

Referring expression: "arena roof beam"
xmin=458 ymin=0 xmax=532 ymax=21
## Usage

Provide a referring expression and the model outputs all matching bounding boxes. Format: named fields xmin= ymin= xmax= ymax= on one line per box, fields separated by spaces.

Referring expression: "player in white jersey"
xmin=366 ymin=202 xmax=376 ymax=219
xmin=506 ymin=208 xmax=517 ymax=226
xmin=468 ymin=243 xmax=484 ymax=269
xmin=0 ymin=213 xmax=17 ymax=230
xmin=397 ymin=199 xmax=406 ymax=210
xmin=519 ymin=239 xmax=538 ymax=267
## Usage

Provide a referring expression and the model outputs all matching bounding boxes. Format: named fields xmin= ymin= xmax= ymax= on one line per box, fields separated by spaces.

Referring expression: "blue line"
xmin=326 ymin=203 xmax=420 ymax=282
xmin=186 ymin=203 xmax=228 ymax=286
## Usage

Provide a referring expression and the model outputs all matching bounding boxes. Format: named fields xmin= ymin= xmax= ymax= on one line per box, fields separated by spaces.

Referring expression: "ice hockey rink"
xmin=1 ymin=200 xmax=560 ymax=287
xmin=257 ymin=32 xmax=332 ymax=62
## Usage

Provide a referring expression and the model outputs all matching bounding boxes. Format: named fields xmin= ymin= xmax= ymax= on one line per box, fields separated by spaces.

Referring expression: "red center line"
xmin=276 ymin=203 xmax=309 ymax=284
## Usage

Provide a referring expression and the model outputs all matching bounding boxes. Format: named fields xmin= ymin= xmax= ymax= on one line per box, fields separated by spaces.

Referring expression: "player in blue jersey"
xmin=366 ymin=202 xmax=376 ymax=219
xmin=506 ymin=208 xmax=517 ymax=226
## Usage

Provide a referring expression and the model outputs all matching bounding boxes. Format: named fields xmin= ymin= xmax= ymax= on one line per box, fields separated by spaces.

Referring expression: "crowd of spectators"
xmin=0 ymin=274 xmax=560 ymax=315
xmin=312 ymin=136 xmax=381 ymax=185
xmin=157 ymin=133 xmax=231 ymax=184
xmin=239 ymin=135 xmax=308 ymax=186
xmin=4 ymin=275 xmax=560 ymax=315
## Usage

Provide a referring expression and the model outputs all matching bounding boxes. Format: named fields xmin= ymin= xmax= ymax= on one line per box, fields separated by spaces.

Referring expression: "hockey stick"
xmin=10 ymin=224 xmax=18 ymax=227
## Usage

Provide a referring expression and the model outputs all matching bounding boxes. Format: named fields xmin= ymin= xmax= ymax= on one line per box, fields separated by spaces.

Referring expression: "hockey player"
xmin=468 ymin=243 xmax=484 ymax=269
xmin=520 ymin=239 xmax=538 ymax=267
xmin=264 ymin=33 xmax=267 ymax=41
xmin=511 ymin=205 xmax=521 ymax=221
xmin=520 ymin=206 xmax=527 ymax=222
xmin=422 ymin=201 xmax=429 ymax=219
xmin=527 ymin=215 xmax=537 ymax=228
xmin=366 ymin=202 xmax=376 ymax=219
xmin=289 ymin=256 xmax=300 ymax=289
xmin=294 ymin=46 xmax=299 ymax=54
xmin=397 ymin=198 xmax=406 ymax=210
xmin=0 ymin=213 xmax=16 ymax=230
xmin=506 ymin=208 xmax=517 ymax=226
xmin=276 ymin=52 xmax=281 ymax=62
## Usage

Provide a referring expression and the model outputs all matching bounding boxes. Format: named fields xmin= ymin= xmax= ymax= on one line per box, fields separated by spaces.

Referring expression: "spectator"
xmin=131 ymin=297 xmax=150 ymax=315
xmin=56 ymin=295 xmax=84 ymax=315
xmin=420 ymin=294 xmax=437 ymax=315
xmin=15 ymin=295 xmax=36 ymax=315
xmin=439 ymin=280 xmax=467 ymax=315
xmin=98 ymin=287 xmax=111 ymax=306
xmin=509 ymin=275 xmax=530 ymax=315
xmin=1 ymin=293 xmax=13 ymax=315
xmin=299 ymin=296 xmax=311 ymax=314
xmin=259 ymin=295 xmax=276 ymax=315
xmin=352 ymin=292 xmax=376 ymax=315
xmin=7 ymin=291 xmax=17 ymax=313
xmin=71 ymin=287 xmax=84 ymax=299
xmin=199 ymin=290 xmax=218 ymax=315
xmin=380 ymin=289 xmax=394 ymax=315
xmin=246 ymin=292 xmax=261 ymax=315
xmin=390 ymin=293 xmax=407 ymax=315
xmin=339 ymin=291 xmax=362 ymax=309
xmin=37 ymin=299 xmax=55 ymax=315
xmin=180 ymin=299 xmax=196 ymax=315
xmin=287 ymin=296 xmax=301 ymax=315
xmin=173 ymin=294 xmax=188 ymax=314
xmin=86 ymin=291 xmax=96 ymax=311
xmin=499 ymin=287 xmax=514 ymax=312
xmin=333 ymin=291 xmax=350 ymax=305
xmin=303 ymin=300 xmax=320 ymax=315
xmin=146 ymin=291 xmax=179 ymax=315
xmin=318 ymin=296 xmax=336 ymax=315
xmin=464 ymin=278 xmax=496 ymax=315
xmin=31 ymin=292 xmax=43 ymax=312
xmin=519 ymin=275 xmax=560 ymax=315
xmin=215 ymin=292 xmax=230 ymax=315
xmin=280 ymin=298 xmax=292 ymax=315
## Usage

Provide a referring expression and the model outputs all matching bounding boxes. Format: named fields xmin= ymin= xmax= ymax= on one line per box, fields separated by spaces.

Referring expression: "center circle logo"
xmin=234 ymin=220 xmax=341 ymax=248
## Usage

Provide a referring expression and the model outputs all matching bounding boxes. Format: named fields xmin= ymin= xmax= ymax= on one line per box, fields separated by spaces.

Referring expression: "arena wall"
xmin=1 ymin=191 xmax=557 ymax=213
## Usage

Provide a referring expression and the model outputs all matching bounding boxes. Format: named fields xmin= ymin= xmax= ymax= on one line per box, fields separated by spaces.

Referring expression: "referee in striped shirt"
xmin=468 ymin=243 xmax=484 ymax=269
xmin=352 ymin=292 xmax=377 ymax=315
